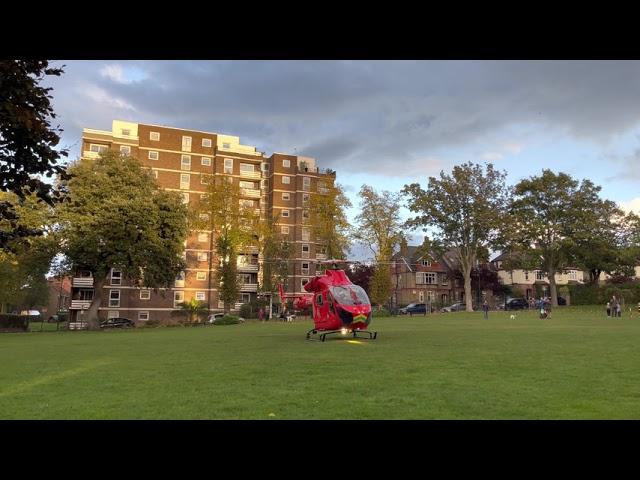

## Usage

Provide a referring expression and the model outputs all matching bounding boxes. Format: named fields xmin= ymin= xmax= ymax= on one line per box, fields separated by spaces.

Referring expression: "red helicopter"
xmin=278 ymin=260 xmax=377 ymax=342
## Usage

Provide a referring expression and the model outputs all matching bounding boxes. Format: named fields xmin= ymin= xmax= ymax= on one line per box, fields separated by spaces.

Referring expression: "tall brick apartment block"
xmin=71 ymin=120 xmax=336 ymax=323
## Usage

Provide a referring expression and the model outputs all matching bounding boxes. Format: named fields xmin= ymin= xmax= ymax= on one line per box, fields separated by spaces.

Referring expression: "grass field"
xmin=2 ymin=306 xmax=640 ymax=419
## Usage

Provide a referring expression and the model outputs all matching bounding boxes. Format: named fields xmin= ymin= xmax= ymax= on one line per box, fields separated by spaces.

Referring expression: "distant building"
xmin=45 ymin=276 xmax=71 ymax=315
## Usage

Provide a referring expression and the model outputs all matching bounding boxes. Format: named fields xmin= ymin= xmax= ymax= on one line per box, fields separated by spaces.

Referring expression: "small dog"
xmin=509 ymin=314 xmax=516 ymax=320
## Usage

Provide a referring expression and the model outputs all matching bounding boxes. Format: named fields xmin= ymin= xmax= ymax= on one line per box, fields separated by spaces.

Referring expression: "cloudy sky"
xmin=46 ymin=60 xmax=640 ymax=259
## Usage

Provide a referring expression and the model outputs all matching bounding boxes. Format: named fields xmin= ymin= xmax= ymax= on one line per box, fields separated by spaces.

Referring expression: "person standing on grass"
xmin=606 ymin=301 xmax=611 ymax=318
xmin=482 ymin=300 xmax=489 ymax=319
xmin=258 ymin=307 xmax=264 ymax=322
xmin=616 ymin=299 xmax=622 ymax=318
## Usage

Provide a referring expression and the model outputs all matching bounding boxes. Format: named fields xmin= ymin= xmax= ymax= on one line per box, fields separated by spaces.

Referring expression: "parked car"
xmin=557 ymin=296 xmax=567 ymax=306
xmin=441 ymin=302 xmax=466 ymax=313
xmin=100 ymin=317 xmax=135 ymax=329
xmin=206 ymin=313 xmax=225 ymax=324
xmin=505 ymin=298 xmax=529 ymax=310
xmin=400 ymin=303 xmax=427 ymax=315
xmin=48 ymin=311 xmax=69 ymax=323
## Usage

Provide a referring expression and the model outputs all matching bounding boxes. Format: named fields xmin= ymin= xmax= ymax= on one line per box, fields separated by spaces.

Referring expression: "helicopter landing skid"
xmin=306 ymin=328 xmax=378 ymax=342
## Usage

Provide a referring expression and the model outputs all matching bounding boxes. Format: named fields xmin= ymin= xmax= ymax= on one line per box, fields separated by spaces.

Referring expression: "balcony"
xmin=240 ymin=188 xmax=261 ymax=198
xmin=240 ymin=170 xmax=261 ymax=180
xmin=72 ymin=277 xmax=94 ymax=287
xmin=316 ymin=253 xmax=327 ymax=260
xmin=237 ymin=263 xmax=259 ymax=272
xmin=82 ymin=150 xmax=101 ymax=159
xmin=70 ymin=300 xmax=92 ymax=310
xmin=239 ymin=283 xmax=258 ymax=293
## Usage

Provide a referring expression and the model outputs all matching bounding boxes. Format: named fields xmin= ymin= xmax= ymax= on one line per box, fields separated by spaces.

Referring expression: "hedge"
xmin=0 ymin=314 xmax=29 ymax=332
xmin=567 ymin=282 xmax=640 ymax=306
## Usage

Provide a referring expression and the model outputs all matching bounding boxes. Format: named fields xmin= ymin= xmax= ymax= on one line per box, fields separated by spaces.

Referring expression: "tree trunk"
xmin=548 ymin=268 xmax=558 ymax=307
xmin=463 ymin=269 xmax=473 ymax=312
xmin=86 ymin=276 xmax=105 ymax=330
xmin=591 ymin=269 xmax=601 ymax=286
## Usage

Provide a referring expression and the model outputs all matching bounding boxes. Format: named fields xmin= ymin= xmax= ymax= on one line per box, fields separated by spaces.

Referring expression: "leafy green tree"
xmin=1 ymin=60 xmax=69 ymax=251
xmin=258 ymin=214 xmax=293 ymax=304
xmin=173 ymin=298 xmax=209 ymax=324
xmin=403 ymin=162 xmax=510 ymax=312
xmin=57 ymin=151 xmax=188 ymax=329
xmin=353 ymin=185 xmax=405 ymax=307
xmin=308 ymin=181 xmax=352 ymax=259
xmin=507 ymin=170 xmax=606 ymax=307
xmin=193 ymin=177 xmax=259 ymax=313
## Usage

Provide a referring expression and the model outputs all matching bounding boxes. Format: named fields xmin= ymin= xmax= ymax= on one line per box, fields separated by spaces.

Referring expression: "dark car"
xmin=100 ymin=318 xmax=135 ymax=329
xmin=557 ymin=296 xmax=567 ymax=306
xmin=506 ymin=298 xmax=529 ymax=310
xmin=400 ymin=303 xmax=427 ymax=315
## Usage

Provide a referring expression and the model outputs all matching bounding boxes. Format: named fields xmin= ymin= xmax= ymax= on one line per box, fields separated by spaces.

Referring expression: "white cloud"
xmin=619 ymin=197 xmax=640 ymax=214
xmin=100 ymin=64 xmax=128 ymax=84
xmin=84 ymin=85 xmax=137 ymax=111
xmin=481 ymin=152 xmax=503 ymax=161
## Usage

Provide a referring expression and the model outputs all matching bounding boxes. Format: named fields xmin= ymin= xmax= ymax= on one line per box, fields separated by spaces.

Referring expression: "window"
xmin=536 ymin=270 xmax=546 ymax=281
xmin=201 ymin=157 xmax=211 ymax=166
xmin=302 ymin=210 xmax=310 ymax=221
xmin=121 ymin=129 xmax=130 ymax=136
xmin=151 ymin=169 xmax=158 ymax=179
xmin=282 ymin=176 xmax=290 ymax=184
xmin=302 ymin=244 xmax=310 ymax=258
xmin=148 ymin=150 xmax=159 ymax=160
xmin=262 ymin=163 xmax=269 ymax=172
xmin=120 ymin=145 xmax=131 ymax=155
xmin=421 ymin=259 xmax=432 ymax=267
xmin=303 ymin=177 xmax=310 ymax=190
xmin=138 ymin=311 xmax=149 ymax=321
xmin=239 ymin=163 xmax=254 ymax=173
xmin=302 ymin=262 xmax=309 ymax=275
xmin=202 ymin=138 xmax=212 ymax=148
xmin=174 ymin=291 xmax=184 ymax=308
xmin=224 ymin=158 xmax=233 ymax=174
xmin=301 ymin=278 xmax=309 ymax=289
xmin=283 ymin=159 xmax=290 ymax=168
xmin=182 ymin=136 xmax=192 ymax=152
xmin=140 ymin=290 xmax=151 ymax=300
xmin=111 ymin=269 xmax=122 ymax=286
xmin=318 ymin=181 xmax=327 ymax=193
xmin=196 ymin=271 xmax=207 ymax=281
xmin=222 ymin=142 xmax=230 ymax=149
xmin=150 ymin=131 xmax=160 ymax=141
xmin=181 ymin=155 xmax=191 ymax=170
xmin=181 ymin=193 xmax=189 ymax=204
xmin=441 ymin=274 xmax=449 ymax=286
xmin=524 ymin=270 xmax=529 ymax=281
xmin=303 ymin=194 xmax=310 ymax=205
xmin=198 ymin=232 xmax=209 ymax=243
xmin=180 ymin=174 xmax=190 ymax=189
xmin=195 ymin=291 xmax=206 ymax=301
xmin=419 ymin=291 xmax=424 ymax=302
xmin=109 ymin=290 xmax=121 ymax=307
xmin=198 ymin=252 xmax=208 ymax=262
xmin=261 ymin=179 xmax=268 ymax=189
xmin=282 ymin=192 xmax=290 ymax=201
xmin=281 ymin=226 xmax=289 ymax=234
xmin=201 ymin=174 xmax=211 ymax=185
xmin=416 ymin=272 xmax=437 ymax=284
xmin=302 ymin=227 xmax=310 ymax=241
xmin=282 ymin=210 xmax=289 ymax=218
xmin=568 ymin=270 xmax=577 ymax=281
xmin=90 ymin=144 xmax=108 ymax=153
xmin=200 ymin=193 xmax=208 ymax=201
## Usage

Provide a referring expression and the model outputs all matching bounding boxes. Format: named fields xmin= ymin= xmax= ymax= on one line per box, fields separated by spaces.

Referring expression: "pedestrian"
xmin=616 ymin=299 xmax=622 ymax=318
xmin=258 ymin=307 xmax=264 ymax=322
xmin=606 ymin=302 xmax=611 ymax=317
xmin=482 ymin=300 xmax=489 ymax=319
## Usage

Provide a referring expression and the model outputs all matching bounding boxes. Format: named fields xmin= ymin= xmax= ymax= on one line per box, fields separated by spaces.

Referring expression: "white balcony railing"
xmin=316 ymin=253 xmax=327 ymax=260
xmin=239 ymin=170 xmax=261 ymax=180
xmin=72 ymin=277 xmax=94 ymax=287
xmin=82 ymin=150 xmax=101 ymax=159
xmin=240 ymin=188 xmax=261 ymax=198
xmin=237 ymin=263 xmax=259 ymax=272
xmin=239 ymin=283 xmax=258 ymax=292
xmin=70 ymin=300 xmax=92 ymax=310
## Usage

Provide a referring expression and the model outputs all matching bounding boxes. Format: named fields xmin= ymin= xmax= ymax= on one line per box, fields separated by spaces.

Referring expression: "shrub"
xmin=372 ymin=309 xmax=390 ymax=317
xmin=0 ymin=314 xmax=29 ymax=332
xmin=214 ymin=315 xmax=241 ymax=325
xmin=239 ymin=304 xmax=253 ymax=319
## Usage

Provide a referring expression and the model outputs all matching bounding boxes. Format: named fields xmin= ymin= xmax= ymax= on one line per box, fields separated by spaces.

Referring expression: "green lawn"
xmin=2 ymin=306 xmax=640 ymax=419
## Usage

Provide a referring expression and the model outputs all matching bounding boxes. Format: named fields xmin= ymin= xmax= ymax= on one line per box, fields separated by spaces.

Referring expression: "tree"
xmin=1 ymin=60 xmax=69 ymax=251
xmin=193 ymin=176 xmax=259 ymax=313
xmin=173 ymin=298 xmax=209 ymax=324
xmin=570 ymin=199 xmax=629 ymax=284
xmin=258 ymin=214 xmax=293 ymax=307
xmin=0 ymin=191 xmax=57 ymax=312
xmin=308 ymin=181 xmax=352 ymax=259
xmin=353 ymin=185 xmax=405 ymax=307
xmin=345 ymin=263 xmax=375 ymax=296
xmin=403 ymin=162 xmax=510 ymax=312
xmin=57 ymin=151 xmax=188 ymax=329
xmin=507 ymin=170 xmax=606 ymax=307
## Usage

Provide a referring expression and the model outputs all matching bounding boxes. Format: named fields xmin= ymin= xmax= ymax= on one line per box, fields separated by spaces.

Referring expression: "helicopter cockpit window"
xmin=330 ymin=285 xmax=369 ymax=306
